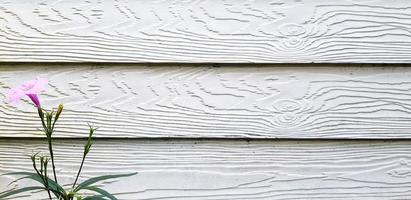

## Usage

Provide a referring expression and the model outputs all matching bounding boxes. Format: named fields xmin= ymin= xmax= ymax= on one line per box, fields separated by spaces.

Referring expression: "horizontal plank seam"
xmin=0 ymin=137 xmax=410 ymax=142
xmin=1 ymin=62 xmax=411 ymax=67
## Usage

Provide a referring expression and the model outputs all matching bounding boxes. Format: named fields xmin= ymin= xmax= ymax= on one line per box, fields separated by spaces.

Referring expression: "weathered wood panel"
xmin=1 ymin=0 xmax=411 ymax=63
xmin=1 ymin=64 xmax=411 ymax=139
xmin=1 ymin=139 xmax=411 ymax=199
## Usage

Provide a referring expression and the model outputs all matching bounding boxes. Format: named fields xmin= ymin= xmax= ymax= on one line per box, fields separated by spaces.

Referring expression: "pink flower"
xmin=7 ymin=78 xmax=48 ymax=107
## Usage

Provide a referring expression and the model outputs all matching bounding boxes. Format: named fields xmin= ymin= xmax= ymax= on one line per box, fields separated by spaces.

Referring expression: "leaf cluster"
xmin=0 ymin=104 xmax=137 ymax=200
xmin=0 ymin=171 xmax=137 ymax=200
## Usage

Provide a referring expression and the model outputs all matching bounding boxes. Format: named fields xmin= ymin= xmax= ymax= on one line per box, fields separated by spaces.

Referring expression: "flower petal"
xmin=6 ymin=88 xmax=25 ymax=105
xmin=26 ymin=94 xmax=41 ymax=107
xmin=24 ymin=78 xmax=48 ymax=94
xmin=5 ymin=78 xmax=48 ymax=106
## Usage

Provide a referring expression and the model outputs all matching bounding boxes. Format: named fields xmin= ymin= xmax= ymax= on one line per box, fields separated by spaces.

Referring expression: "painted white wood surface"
xmin=1 ymin=0 xmax=411 ymax=63
xmin=1 ymin=64 xmax=411 ymax=139
xmin=1 ymin=139 xmax=411 ymax=200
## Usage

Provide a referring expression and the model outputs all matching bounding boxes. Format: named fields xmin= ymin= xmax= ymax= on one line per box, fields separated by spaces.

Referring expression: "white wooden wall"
xmin=1 ymin=0 xmax=411 ymax=63
xmin=1 ymin=0 xmax=411 ymax=199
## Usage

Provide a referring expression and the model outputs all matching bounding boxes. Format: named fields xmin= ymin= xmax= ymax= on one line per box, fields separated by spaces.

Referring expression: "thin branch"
xmin=31 ymin=156 xmax=52 ymax=200
xmin=72 ymin=153 xmax=86 ymax=188
xmin=47 ymin=135 xmax=59 ymax=184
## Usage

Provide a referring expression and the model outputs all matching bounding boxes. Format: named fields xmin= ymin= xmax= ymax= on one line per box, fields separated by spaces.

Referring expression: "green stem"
xmin=43 ymin=161 xmax=53 ymax=200
xmin=38 ymin=108 xmax=48 ymax=136
xmin=47 ymin=135 xmax=59 ymax=184
xmin=72 ymin=153 xmax=86 ymax=188
xmin=32 ymin=157 xmax=52 ymax=200
xmin=38 ymin=108 xmax=59 ymax=184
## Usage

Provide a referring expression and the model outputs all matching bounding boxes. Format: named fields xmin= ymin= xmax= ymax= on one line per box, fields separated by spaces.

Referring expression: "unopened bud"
xmin=88 ymin=125 xmax=97 ymax=138
xmin=43 ymin=158 xmax=49 ymax=172
xmin=30 ymin=153 xmax=38 ymax=162
xmin=46 ymin=112 xmax=53 ymax=134
xmin=84 ymin=125 xmax=97 ymax=155
xmin=39 ymin=156 xmax=45 ymax=173
xmin=55 ymin=104 xmax=63 ymax=122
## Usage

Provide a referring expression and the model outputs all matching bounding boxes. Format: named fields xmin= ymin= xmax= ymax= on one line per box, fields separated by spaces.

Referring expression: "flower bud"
xmin=40 ymin=156 xmax=44 ymax=173
xmin=46 ymin=112 xmax=53 ymax=130
xmin=55 ymin=104 xmax=63 ymax=122
xmin=88 ymin=126 xmax=96 ymax=138
xmin=42 ymin=157 xmax=49 ymax=172
xmin=84 ymin=125 xmax=97 ymax=155
xmin=30 ymin=153 xmax=38 ymax=162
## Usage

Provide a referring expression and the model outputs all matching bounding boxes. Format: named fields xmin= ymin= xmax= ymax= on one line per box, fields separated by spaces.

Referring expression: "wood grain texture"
xmin=0 ymin=0 xmax=411 ymax=63
xmin=2 ymin=139 xmax=411 ymax=199
xmin=1 ymin=64 xmax=411 ymax=139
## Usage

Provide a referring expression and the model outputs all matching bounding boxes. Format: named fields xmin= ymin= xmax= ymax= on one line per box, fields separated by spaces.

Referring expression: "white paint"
xmin=0 ymin=0 xmax=411 ymax=63
xmin=1 ymin=64 xmax=411 ymax=139
xmin=1 ymin=139 xmax=411 ymax=199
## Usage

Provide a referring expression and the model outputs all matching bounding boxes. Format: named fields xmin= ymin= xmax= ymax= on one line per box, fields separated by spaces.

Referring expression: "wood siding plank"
xmin=0 ymin=0 xmax=411 ymax=63
xmin=1 ymin=64 xmax=411 ymax=139
xmin=1 ymin=139 xmax=411 ymax=199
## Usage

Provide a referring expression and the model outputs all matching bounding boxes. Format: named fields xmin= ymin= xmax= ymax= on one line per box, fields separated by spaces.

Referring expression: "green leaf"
xmin=5 ymin=172 xmax=64 ymax=192
xmin=2 ymin=172 xmax=36 ymax=187
xmin=74 ymin=172 xmax=137 ymax=192
xmin=82 ymin=186 xmax=117 ymax=200
xmin=2 ymin=171 xmax=35 ymax=177
xmin=26 ymin=174 xmax=65 ymax=197
xmin=7 ymin=175 xmax=32 ymax=186
xmin=3 ymin=171 xmax=66 ymax=198
xmin=0 ymin=186 xmax=44 ymax=199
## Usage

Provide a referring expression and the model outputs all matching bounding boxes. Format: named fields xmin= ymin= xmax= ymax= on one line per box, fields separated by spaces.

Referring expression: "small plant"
xmin=0 ymin=78 xmax=136 ymax=200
